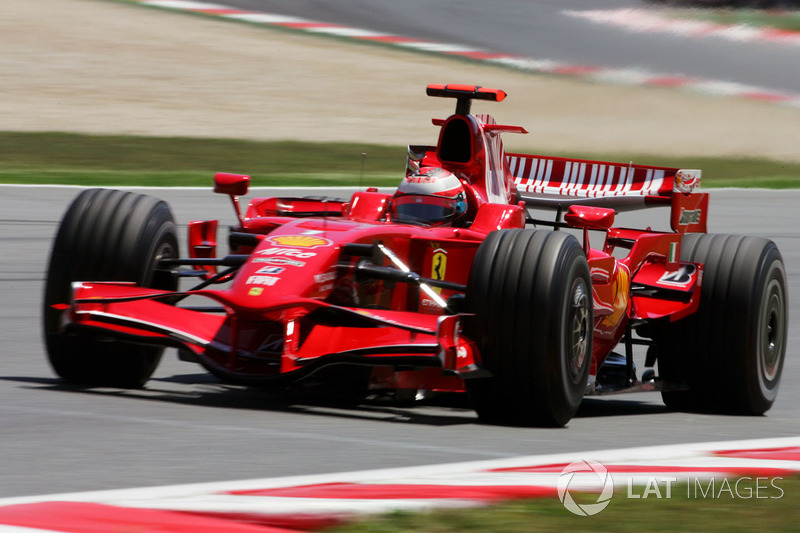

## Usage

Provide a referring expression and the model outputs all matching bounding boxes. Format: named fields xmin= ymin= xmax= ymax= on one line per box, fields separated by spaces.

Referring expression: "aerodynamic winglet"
xmin=426 ymin=84 xmax=507 ymax=115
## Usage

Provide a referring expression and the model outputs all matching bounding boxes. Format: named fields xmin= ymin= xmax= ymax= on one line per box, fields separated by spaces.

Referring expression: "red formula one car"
xmin=43 ymin=84 xmax=788 ymax=426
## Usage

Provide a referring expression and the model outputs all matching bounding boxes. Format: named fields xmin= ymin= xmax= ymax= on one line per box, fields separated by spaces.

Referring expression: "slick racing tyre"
xmin=43 ymin=189 xmax=179 ymax=388
xmin=656 ymin=233 xmax=787 ymax=415
xmin=464 ymin=229 xmax=592 ymax=427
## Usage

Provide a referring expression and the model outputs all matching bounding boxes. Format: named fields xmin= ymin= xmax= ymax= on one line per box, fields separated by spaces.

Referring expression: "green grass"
xmin=666 ymin=8 xmax=800 ymax=33
xmin=1 ymin=132 xmax=799 ymax=188
xmin=0 ymin=132 xmax=404 ymax=188
xmin=329 ymin=477 xmax=800 ymax=532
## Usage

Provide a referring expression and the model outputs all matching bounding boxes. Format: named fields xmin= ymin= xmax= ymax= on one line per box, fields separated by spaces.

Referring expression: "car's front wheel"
xmin=42 ymin=188 xmax=179 ymax=388
xmin=464 ymin=229 xmax=592 ymax=427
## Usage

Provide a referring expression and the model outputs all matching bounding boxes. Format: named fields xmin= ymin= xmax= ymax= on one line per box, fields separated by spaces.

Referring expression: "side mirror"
xmin=564 ymin=205 xmax=615 ymax=230
xmin=214 ymin=173 xmax=250 ymax=225
xmin=214 ymin=173 xmax=250 ymax=197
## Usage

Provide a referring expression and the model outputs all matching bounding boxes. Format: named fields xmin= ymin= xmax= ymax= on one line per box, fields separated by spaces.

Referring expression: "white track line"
xmin=1 ymin=436 xmax=798 ymax=508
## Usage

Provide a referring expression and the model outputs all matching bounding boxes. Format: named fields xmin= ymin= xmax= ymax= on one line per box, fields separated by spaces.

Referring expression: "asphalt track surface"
xmin=227 ymin=0 xmax=800 ymax=94
xmin=0 ymin=185 xmax=797 ymax=498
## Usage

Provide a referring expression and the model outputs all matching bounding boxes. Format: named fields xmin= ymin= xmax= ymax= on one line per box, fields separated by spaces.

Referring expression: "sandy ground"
xmin=3 ymin=0 xmax=799 ymax=161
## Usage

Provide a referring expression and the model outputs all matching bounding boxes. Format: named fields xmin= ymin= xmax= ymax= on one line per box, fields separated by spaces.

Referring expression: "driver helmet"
xmin=391 ymin=167 xmax=468 ymax=226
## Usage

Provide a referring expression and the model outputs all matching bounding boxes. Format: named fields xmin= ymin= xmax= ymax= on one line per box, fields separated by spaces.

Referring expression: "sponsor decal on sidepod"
xmin=257 ymin=247 xmax=317 ymax=259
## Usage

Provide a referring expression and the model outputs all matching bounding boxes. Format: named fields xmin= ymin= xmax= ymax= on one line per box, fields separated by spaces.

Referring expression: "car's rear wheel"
xmin=43 ymin=188 xmax=179 ymax=388
xmin=656 ymin=233 xmax=787 ymax=414
xmin=464 ymin=229 xmax=592 ymax=427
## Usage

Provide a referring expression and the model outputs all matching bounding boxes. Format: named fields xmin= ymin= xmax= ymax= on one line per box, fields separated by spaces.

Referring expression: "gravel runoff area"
xmin=4 ymin=0 xmax=800 ymax=162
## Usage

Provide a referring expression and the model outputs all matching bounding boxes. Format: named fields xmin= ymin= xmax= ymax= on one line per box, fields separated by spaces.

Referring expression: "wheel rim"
xmin=568 ymin=278 xmax=590 ymax=383
xmin=147 ymin=240 xmax=178 ymax=289
xmin=154 ymin=241 xmax=177 ymax=265
xmin=758 ymin=277 xmax=785 ymax=386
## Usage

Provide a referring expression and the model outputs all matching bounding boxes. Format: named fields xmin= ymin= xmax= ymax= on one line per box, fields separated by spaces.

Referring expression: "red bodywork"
xmin=64 ymin=85 xmax=708 ymax=395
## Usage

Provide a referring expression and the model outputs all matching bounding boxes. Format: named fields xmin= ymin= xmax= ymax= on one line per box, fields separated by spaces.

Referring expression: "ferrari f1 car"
xmin=43 ymin=84 xmax=788 ymax=426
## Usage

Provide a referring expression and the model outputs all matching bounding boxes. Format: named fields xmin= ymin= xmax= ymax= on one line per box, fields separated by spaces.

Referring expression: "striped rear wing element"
xmin=509 ymin=153 xmax=708 ymax=233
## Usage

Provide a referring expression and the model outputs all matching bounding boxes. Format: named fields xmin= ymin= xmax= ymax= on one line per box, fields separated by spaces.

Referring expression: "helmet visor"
xmin=392 ymin=194 xmax=457 ymax=225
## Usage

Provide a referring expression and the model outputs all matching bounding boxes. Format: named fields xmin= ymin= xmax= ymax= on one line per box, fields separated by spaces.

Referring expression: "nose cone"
xmin=231 ymin=231 xmax=338 ymax=308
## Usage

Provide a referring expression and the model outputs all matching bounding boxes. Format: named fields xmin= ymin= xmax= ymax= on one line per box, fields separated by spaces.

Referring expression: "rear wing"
xmin=509 ymin=153 xmax=708 ymax=233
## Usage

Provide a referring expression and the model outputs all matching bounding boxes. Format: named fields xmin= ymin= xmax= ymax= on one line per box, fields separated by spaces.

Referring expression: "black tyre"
xmin=43 ymin=189 xmax=180 ymax=387
xmin=656 ymin=233 xmax=787 ymax=415
xmin=464 ymin=229 xmax=592 ymax=427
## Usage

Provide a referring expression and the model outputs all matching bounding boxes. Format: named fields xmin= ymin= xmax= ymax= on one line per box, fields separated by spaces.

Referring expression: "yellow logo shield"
xmin=431 ymin=249 xmax=447 ymax=294
xmin=268 ymin=235 xmax=331 ymax=248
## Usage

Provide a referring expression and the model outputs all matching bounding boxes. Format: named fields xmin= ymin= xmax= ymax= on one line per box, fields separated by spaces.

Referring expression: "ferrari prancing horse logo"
xmin=431 ymin=248 xmax=447 ymax=294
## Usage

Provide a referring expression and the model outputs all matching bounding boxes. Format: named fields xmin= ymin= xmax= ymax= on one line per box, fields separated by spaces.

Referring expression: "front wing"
xmin=63 ymin=282 xmax=482 ymax=384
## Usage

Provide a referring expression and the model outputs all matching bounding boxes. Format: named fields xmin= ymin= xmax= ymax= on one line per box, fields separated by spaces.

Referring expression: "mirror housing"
xmin=214 ymin=173 xmax=250 ymax=197
xmin=564 ymin=205 xmax=615 ymax=230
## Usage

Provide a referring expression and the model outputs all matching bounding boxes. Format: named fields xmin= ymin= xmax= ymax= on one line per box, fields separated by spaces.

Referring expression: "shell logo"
xmin=600 ymin=264 xmax=630 ymax=331
xmin=267 ymin=235 xmax=332 ymax=248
